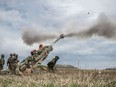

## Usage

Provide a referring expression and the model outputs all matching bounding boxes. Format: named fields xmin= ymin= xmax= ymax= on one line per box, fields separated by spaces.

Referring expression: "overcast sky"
xmin=0 ymin=0 xmax=116 ymax=69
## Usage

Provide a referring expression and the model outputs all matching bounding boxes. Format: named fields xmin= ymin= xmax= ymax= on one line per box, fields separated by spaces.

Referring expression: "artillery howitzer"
xmin=19 ymin=34 xmax=64 ymax=73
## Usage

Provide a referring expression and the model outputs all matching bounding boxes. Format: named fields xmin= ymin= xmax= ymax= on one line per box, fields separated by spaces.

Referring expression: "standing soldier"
xmin=0 ymin=54 xmax=5 ymax=72
xmin=47 ymin=56 xmax=59 ymax=72
xmin=14 ymin=54 xmax=19 ymax=74
xmin=7 ymin=53 xmax=16 ymax=74
xmin=15 ymin=54 xmax=19 ymax=67
xmin=7 ymin=53 xmax=13 ymax=72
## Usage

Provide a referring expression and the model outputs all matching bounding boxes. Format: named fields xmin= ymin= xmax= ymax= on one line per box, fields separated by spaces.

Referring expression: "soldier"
xmin=38 ymin=44 xmax=45 ymax=55
xmin=0 ymin=54 xmax=5 ymax=71
xmin=7 ymin=53 xmax=13 ymax=73
xmin=31 ymin=50 xmax=38 ymax=60
xmin=47 ymin=56 xmax=59 ymax=72
xmin=14 ymin=54 xmax=19 ymax=74
xmin=7 ymin=53 xmax=17 ymax=74
xmin=38 ymin=44 xmax=44 ymax=51
xmin=38 ymin=44 xmax=49 ymax=58
xmin=31 ymin=50 xmax=37 ymax=56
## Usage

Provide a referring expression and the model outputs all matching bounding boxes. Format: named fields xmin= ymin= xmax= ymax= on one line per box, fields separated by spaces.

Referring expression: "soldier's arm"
xmin=21 ymin=59 xmax=25 ymax=63
xmin=21 ymin=58 xmax=28 ymax=63
xmin=7 ymin=59 xmax=9 ymax=66
xmin=2 ymin=58 xmax=5 ymax=65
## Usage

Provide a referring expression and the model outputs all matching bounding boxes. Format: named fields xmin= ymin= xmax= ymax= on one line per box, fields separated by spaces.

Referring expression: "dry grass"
xmin=0 ymin=68 xmax=116 ymax=87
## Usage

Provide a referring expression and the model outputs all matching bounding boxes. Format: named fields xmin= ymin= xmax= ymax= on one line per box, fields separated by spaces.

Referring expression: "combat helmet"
xmin=1 ymin=54 xmax=5 ymax=58
xmin=55 ymin=56 xmax=59 ymax=60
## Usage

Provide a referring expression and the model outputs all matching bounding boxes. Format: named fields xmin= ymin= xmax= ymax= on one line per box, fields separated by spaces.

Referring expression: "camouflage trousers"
xmin=8 ymin=64 xmax=17 ymax=74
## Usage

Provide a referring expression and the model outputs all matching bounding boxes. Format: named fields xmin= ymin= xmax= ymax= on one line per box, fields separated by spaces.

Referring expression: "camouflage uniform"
xmin=47 ymin=56 xmax=59 ymax=72
xmin=7 ymin=54 xmax=13 ymax=72
xmin=0 ymin=54 xmax=5 ymax=71
xmin=14 ymin=54 xmax=19 ymax=73
xmin=7 ymin=53 xmax=18 ymax=74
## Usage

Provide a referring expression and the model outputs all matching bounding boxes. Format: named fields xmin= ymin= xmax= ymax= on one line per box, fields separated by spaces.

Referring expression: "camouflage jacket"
xmin=0 ymin=58 xmax=5 ymax=65
xmin=7 ymin=57 xmax=15 ymax=65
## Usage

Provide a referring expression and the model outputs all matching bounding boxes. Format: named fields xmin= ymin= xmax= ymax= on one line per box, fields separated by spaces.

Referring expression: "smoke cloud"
xmin=22 ymin=14 xmax=116 ymax=46
xmin=65 ymin=14 xmax=116 ymax=40
xmin=22 ymin=28 xmax=57 ymax=45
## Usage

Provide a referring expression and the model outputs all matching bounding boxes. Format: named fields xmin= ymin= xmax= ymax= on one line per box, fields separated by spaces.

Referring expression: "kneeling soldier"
xmin=47 ymin=56 xmax=59 ymax=72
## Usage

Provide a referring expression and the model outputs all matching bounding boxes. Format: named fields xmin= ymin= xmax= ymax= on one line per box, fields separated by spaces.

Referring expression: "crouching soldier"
xmin=0 ymin=54 xmax=5 ymax=72
xmin=47 ymin=56 xmax=59 ymax=72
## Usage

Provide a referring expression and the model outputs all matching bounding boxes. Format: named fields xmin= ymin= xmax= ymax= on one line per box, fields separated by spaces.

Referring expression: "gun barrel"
xmin=51 ymin=34 xmax=64 ymax=46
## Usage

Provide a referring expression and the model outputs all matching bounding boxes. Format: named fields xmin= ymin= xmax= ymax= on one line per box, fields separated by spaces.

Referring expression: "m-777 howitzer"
xmin=19 ymin=34 xmax=64 ymax=73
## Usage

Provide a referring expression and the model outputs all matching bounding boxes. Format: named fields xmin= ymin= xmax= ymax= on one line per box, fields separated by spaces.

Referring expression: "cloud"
xmin=0 ymin=10 xmax=22 ymax=22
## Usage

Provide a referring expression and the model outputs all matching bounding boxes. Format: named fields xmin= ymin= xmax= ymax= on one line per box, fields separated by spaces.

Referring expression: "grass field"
xmin=0 ymin=68 xmax=116 ymax=87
